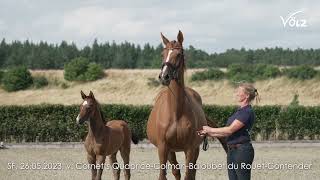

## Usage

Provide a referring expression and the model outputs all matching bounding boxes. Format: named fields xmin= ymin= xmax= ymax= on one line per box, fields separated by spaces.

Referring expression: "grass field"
xmin=1 ymin=69 xmax=320 ymax=106
xmin=0 ymin=146 xmax=319 ymax=180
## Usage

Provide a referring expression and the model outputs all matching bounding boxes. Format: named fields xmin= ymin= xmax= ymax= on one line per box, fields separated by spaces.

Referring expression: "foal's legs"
xmin=87 ymin=154 xmax=97 ymax=180
xmin=120 ymin=145 xmax=131 ymax=180
xmin=109 ymin=152 xmax=121 ymax=180
xmin=168 ymin=151 xmax=181 ymax=180
xmin=96 ymin=155 xmax=106 ymax=180
xmin=184 ymin=147 xmax=200 ymax=180
xmin=158 ymin=143 xmax=169 ymax=180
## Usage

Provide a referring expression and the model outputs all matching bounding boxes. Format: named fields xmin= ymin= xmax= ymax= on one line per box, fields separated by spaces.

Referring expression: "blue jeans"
xmin=227 ymin=142 xmax=255 ymax=180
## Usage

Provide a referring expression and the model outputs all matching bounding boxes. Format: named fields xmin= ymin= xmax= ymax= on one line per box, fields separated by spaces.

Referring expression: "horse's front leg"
xmin=87 ymin=154 xmax=97 ymax=180
xmin=96 ymin=155 xmax=106 ymax=180
xmin=158 ymin=143 xmax=169 ymax=180
xmin=184 ymin=147 xmax=199 ymax=180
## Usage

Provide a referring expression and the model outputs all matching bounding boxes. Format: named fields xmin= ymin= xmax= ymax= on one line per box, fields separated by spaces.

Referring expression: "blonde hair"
xmin=239 ymin=83 xmax=260 ymax=104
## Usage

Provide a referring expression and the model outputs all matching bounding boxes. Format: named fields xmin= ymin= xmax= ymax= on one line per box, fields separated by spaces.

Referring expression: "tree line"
xmin=0 ymin=38 xmax=320 ymax=69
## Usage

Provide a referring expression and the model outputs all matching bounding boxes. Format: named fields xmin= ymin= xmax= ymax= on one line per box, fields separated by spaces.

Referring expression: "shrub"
xmin=33 ymin=76 xmax=48 ymax=89
xmin=191 ymin=68 xmax=225 ymax=81
xmin=64 ymin=57 xmax=104 ymax=81
xmin=147 ymin=77 xmax=160 ymax=87
xmin=227 ymin=64 xmax=281 ymax=83
xmin=0 ymin=70 xmax=4 ymax=83
xmin=283 ymin=65 xmax=317 ymax=80
xmin=60 ymin=82 xmax=69 ymax=89
xmin=64 ymin=57 xmax=89 ymax=81
xmin=2 ymin=66 xmax=33 ymax=92
xmin=289 ymin=94 xmax=299 ymax=107
xmin=85 ymin=63 xmax=104 ymax=81
xmin=227 ymin=64 xmax=254 ymax=83
xmin=253 ymin=64 xmax=281 ymax=80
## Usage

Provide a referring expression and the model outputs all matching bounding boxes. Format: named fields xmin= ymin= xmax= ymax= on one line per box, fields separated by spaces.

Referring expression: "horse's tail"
xmin=205 ymin=115 xmax=228 ymax=153
xmin=131 ymin=131 xmax=139 ymax=144
xmin=122 ymin=120 xmax=139 ymax=144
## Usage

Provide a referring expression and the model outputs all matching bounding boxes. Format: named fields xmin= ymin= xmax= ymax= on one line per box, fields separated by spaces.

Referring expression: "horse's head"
xmin=76 ymin=90 xmax=98 ymax=125
xmin=158 ymin=30 xmax=185 ymax=86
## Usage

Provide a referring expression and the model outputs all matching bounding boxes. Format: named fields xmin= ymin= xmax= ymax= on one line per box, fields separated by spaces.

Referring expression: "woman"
xmin=198 ymin=83 xmax=259 ymax=180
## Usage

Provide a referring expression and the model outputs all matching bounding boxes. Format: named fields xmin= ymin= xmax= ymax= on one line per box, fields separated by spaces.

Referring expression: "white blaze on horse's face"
xmin=161 ymin=49 xmax=173 ymax=78
xmin=76 ymin=100 xmax=89 ymax=124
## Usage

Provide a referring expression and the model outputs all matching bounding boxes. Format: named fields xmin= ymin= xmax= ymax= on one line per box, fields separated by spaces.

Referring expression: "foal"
xmin=76 ymin=91 xmax=139 ymax=180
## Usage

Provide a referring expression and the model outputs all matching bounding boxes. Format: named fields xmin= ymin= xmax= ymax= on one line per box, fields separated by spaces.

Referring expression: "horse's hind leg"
xmin=120 ymin=145 xmax=131 ymax=180
xmin=87 ymin=154 xmax=97 ymax=180
xmin=109 ymin=152 xmax=120 ymax=180
xmin=184 ymin=147 xmax=199 ymax=180
xmin=168 ymin=152 xmax=181 ymax=180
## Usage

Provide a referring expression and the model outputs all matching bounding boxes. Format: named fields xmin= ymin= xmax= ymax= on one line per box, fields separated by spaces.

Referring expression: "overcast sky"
xmin=0 ymin=0 xmax=319 ymax=53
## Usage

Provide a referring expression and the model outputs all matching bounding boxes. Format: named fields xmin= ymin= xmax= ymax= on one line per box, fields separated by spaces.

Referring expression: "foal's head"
xmin=76 ymin=90 xmax=99 ymax=125
xmin=158 ymin=30 xmax=185 ymax=86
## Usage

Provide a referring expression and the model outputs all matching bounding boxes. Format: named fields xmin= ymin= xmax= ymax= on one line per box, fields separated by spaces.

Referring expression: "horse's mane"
xmin=169 ymin=40 xmax=186 ymax=72
xmin=95 ymin=100 xmax=106 ymax=123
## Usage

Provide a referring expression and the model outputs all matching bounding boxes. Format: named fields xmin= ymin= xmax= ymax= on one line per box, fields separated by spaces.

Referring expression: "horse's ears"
xmin=89 ymin=91 xmax=95 ymax=99
xmin=80 ymin=90 xmax=86 ymax=100
xmin=177 ymin=30 xmax=184 ymax=44
xmin=160 ymin=32 xmax=170 ymax=45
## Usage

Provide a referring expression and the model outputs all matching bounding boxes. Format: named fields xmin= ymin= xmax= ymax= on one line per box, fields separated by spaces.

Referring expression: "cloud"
xmin=0 ymin=0 xmax=319 ymax=53
xmin=61 ymin=6 xmax=147 ymax=37
xmin=0 ymin=20 xmax=6 ymax=31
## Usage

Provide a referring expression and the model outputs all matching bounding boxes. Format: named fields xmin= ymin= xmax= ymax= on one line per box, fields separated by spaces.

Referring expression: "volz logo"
xmin=280 ymin=10 xmax=308 ymax=28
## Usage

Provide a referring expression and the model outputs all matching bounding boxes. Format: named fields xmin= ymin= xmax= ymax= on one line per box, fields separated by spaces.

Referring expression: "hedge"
xmin=0 ymin=104 xmax=320 ymax=142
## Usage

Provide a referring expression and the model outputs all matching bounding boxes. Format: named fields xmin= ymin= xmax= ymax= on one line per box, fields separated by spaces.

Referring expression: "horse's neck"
xmin=168 ymin=72 xmax=186 ymax=116
xmin=88 ymin=110 xmax=107 ymax=138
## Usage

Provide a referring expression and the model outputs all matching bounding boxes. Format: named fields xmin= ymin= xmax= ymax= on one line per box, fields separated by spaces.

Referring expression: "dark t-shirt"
xmin=226 ymin=105 xmax=255 ymax=145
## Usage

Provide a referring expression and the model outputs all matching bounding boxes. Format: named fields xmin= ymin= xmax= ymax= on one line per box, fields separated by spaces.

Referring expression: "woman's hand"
xmin=197 ymin=126 xmax=212 ymax=137
xmin=197 ymin=130 xmax=206 ymax=137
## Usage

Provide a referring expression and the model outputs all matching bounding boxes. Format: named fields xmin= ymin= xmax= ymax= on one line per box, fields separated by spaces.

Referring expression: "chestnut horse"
xmin=147 ymin=31 xmax=227 ymax=180
xmin=76 ymin=91 xmax=139 ymax=180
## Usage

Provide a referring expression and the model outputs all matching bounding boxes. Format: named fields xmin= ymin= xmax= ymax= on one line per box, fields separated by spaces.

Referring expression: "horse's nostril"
xmin=164 ymin=74 xmax=169 ymax=80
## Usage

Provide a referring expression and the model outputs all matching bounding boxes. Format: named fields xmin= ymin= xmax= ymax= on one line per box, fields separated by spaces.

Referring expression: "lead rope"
xmin=203 ymin=136 xmax=209 ymax=151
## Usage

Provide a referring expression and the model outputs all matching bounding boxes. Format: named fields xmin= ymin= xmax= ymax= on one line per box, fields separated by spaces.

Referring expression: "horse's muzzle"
xmin=159 ymin=72 xmax=171 ymax=86
xmin=76 ymin=114 xmax=87 ymax=125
